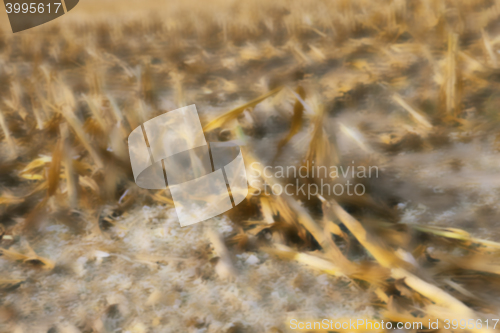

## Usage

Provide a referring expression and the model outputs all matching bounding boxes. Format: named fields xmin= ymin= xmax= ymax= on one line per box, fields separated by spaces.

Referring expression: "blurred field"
xmin=2 ymin=0 xmax=500 ymax=332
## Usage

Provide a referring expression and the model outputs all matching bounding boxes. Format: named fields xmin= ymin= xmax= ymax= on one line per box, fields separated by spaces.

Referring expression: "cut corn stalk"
xmin=203 ymin=86 xmax=283 ymax=132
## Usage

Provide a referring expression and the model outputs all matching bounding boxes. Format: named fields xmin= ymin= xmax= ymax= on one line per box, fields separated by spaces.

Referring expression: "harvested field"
xmin=1 ymin=0 xmax=500 ymax=332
